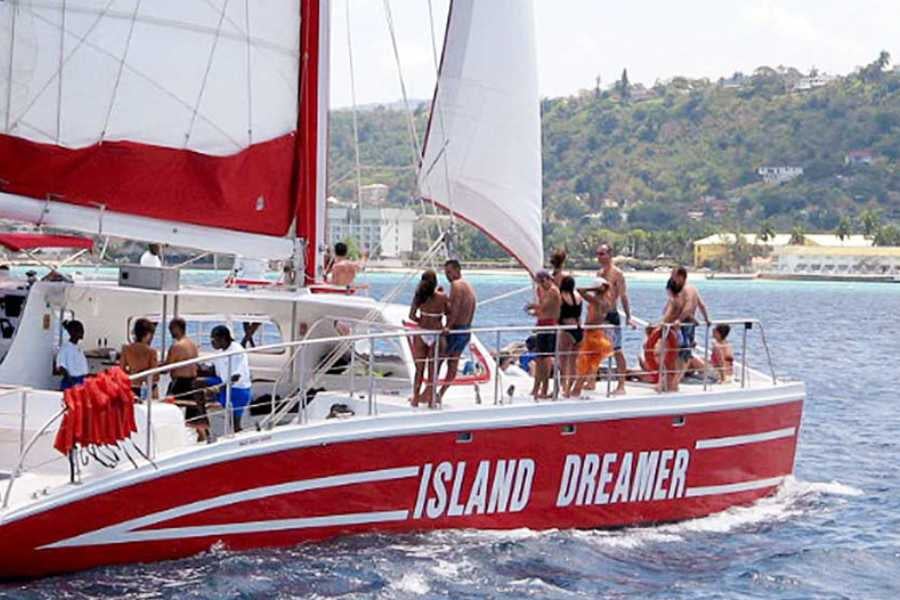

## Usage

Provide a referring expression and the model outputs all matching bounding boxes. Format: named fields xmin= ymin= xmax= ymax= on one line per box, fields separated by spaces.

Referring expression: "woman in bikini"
xmin=408 ymin=269 xmax=449 ymax=407
xmin=557 ymin=275 xmax=583 ymax=397
xmin=709 ymin=323 xmax=735 ymax=383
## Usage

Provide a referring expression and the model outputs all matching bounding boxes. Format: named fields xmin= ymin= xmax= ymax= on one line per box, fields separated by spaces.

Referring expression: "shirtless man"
xmin=526 ymin=270 xmax=561 ymax=399
xmin=438 ymin=259 xmax=476 ymax=402
xmin=327 ymin=242 xmax=366 ymax=287
xmin=596 ymin=243 xmax=635 ymax=394
xmin=669 ymin=266 xmax=710 ymax=373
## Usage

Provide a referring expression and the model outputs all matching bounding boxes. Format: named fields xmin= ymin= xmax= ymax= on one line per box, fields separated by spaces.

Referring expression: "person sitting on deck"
xmin=202 ymin=325 xmax=252 ymax=433
xmin=571 ymin=277 xmax=614 ymax=398
xmin=526 ymin=269 xmax=560 ymax=399
xmin=437 ymin=259 xmax=477 ymax=402
xmin=408 ymin=269 xmax=449 ymax=408
xmin=164 ymin=318 xmax=206 ymax=441
xmin=709 ymin=324 xmax=735 ymax=383
xmin=54 ymin=320 xmax=88 ymax=390
xmin=326 ymin=242 xmax=367 ymax=287
xmin=120 ymin=318 xmax=159 ymax=400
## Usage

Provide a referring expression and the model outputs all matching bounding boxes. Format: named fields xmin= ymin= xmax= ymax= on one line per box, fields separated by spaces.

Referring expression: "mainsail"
xmin=0 ymin=0 xmax=328 ymax=265
xmin=419 ymin=0 xmax=543 ymax=272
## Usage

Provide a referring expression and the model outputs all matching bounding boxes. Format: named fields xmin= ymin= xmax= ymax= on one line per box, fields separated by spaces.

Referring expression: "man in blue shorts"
xmin=438 ymin=260 xmax=477 ymax=402
xmin=596 ymin=243 xmax=635 ymax=394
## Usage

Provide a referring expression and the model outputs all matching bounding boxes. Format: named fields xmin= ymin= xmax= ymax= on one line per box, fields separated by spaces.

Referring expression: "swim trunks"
xmin=444 ymin=325 xmax=471 ymax=356
xmin=604 ymin=310 xmax=623 ymax=351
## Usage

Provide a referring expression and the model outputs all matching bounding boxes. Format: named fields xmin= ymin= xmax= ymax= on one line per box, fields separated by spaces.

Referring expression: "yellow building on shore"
xmin=693 ymin=233 xmax=872 ymax=268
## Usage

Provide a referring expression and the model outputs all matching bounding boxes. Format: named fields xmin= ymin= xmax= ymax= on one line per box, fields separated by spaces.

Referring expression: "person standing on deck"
xmin=572 ymin=278 xmax=614 ymax=397
xmin=140 ymin=244 xmax=163 ymax=267
xmin=326 ymin=242 xmax=367 ymax=287
xmin=203 ymin=325 xmax=252 ymax=433
xmin=408 ymin=269 xmax=449 ymax=408
xmin=120 ymin=318 xmax=159 ymax=400
xmin=669 ymin=266 xmax=711 ymax=376
xmin=527 ymin=270 xmax=561 ymax=399
xmin=54 ymin=320 xmax=88 ymax=390
xmin=165 ymin=318 xmax=206 ymax=441
xmin=550 ymin=248 xmax=568 ymax=287
xmin=596 ymin=243 xmax=635 ymax=394
xmin=438 ymin=259 xmax=476 ymax=402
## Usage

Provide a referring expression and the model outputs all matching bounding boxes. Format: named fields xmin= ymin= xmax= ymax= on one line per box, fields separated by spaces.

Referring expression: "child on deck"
xmin=710 ymin=324 xmax=735 ymax=383
xmin=55 ymin=320 xmax=88 ymax=390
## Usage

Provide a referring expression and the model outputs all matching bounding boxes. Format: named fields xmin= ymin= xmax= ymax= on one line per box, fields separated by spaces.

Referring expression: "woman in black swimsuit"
xmin=558 ymin=275 xmax=583 ymax=397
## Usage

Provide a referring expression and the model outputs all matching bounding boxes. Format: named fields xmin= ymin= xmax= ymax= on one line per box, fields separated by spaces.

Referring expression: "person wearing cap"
xmin=526 ymin=269 xmax=560 ymax=399
xmin=202 ymin=325 xmax=253 ymax=432
xmin=25 ymin=270 xmax=37 ymax=287
xmin=571 ymin=277 xmax=615 ymax=398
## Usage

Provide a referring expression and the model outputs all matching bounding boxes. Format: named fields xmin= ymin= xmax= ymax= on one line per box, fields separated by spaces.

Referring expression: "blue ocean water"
xmin=3 ymin=271 xmax=900 ymax=598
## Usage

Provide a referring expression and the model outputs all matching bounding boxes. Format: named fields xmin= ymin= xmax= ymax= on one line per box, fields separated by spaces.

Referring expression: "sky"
xmin=328 ymin=0 xmax=900 ymax=108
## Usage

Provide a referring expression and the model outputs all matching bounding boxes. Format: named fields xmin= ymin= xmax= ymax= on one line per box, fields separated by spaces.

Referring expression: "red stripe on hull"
xmin=0 ymin=399 xmax=802 ymax=579
xmin=0 ymin=132 xmax=298 ymax=237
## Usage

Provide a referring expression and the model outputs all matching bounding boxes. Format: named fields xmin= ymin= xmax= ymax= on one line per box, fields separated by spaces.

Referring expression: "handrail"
xmin=2 ymin=408 xmax=65 ymax=510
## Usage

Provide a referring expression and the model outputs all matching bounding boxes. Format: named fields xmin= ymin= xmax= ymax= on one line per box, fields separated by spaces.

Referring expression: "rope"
xmin=101 ymin=0 xmax=140 ymax=141
xmin=243 ymin=0 xmax=253 ymax=145
xmin=184 ymin=0 xmax=230 ymax=148
xmin=477 ymin=284 xmax=533 ymax=308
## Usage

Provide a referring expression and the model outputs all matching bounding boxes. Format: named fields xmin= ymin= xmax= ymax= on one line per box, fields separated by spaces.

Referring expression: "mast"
xmin=296 ymin=0 xmax=330 ymax=283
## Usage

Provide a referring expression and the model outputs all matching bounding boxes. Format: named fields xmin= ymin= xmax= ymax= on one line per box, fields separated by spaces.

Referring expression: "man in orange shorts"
xmin=571 ymin=277 xmax=614 ymax=398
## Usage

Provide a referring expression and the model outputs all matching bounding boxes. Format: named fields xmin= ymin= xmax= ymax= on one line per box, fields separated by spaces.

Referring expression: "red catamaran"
xmin=0 ymin=0 xmax=803 ymax=579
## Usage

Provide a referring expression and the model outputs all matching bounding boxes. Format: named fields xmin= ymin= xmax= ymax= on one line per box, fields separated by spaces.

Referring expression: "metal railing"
xmin=1 ymin=317 xmax=781 ymax=511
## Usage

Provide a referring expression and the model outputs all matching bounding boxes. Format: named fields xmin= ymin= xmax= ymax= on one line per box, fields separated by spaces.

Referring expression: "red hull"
xmin=0 ymin=398 xmax=802 ymax=579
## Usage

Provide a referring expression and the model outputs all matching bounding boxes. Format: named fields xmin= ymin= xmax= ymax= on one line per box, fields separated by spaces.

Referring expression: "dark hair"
xmin=63 ymin=320 xmax=84 ymax=336
xmin=559 ymin=275 xmax=576 ymax=294
xmin=675 ymin=265 xmax=688 ymax=278
xmin=715 ymin=324 xmax=731 ymax=339
xmin=444 ymin=259 xmax=461 ymax=271
xmin=133 ymin=318 xmax=155 ymax=342
xmin=334 ymin=242 xmax=348 ymax=257
xmin=550 ymin=248 xmax=567 ymax=270
xmin=169 ymin=317 xmax=187 ymax=333
xmin=666 ymin=277 xmax=680 ymax=295
xmin=414 ymin=270 xmax=438 ymax=306
xmin=211 ymin=324 xmax=233 ymax=343
xmin=0 ymin=265 xmax=9 ymax=271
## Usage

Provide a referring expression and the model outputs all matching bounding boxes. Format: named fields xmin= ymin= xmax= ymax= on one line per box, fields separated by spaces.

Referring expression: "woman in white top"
xmin=55 ymin=320 xmax=89 ymax=390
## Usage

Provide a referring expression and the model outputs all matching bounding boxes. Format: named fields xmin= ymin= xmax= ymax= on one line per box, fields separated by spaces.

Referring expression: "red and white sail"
xmin=0 ymin=0 xmax=328 ymax=263
xmin=419 ymin=0 xmax=543 ymax=272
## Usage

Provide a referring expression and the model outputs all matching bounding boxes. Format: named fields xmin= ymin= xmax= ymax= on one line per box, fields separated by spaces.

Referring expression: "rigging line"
xmin=185 ymin=0 xmax=230 ymax=148
xmin=243 ymin=0 xmax=252 ymax=145
xmin=3 ymin=3 xmax=15 ymax=132
xmin=345 ymin=0 xmax=363 ymax=209
xmin=101 ymin=0 xmax=141 ymax=141
xmin=55 ymin=0 xmax=66 ymax=143
xmin=9 ymin=3 xmax=243 ymax=151
xmin=383 ymin=0 xmax=447 ymax=265
xmin=476 ymin=284 xmax=533 ymax=308
xmin=381 ymin=0 xmax=421 ymax=163
xmin=20 ymin=1 xmax=295 ymax=57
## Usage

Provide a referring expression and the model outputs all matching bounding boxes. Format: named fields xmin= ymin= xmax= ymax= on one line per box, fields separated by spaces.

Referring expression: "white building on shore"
xmin=327 ymin=206 xmax=416 ymax=259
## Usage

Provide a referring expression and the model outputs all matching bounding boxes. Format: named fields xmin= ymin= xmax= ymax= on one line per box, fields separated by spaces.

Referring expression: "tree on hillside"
xmin=859 ymin=208 xmax=881 ymax=238
xmin=758 ymin=220 xmax=776 ymax=242
xmin=618 ymin=69 xmax=631 ymax=101
xmin=834 ymin=216 xmax=852 ymax=241
xmin=595 ymin=75 xmax=602 ymax=98
xmin=789 ymin=226 xmax=806 ymax=245
xmin=859 ymin=50 xmax=892 ymax=82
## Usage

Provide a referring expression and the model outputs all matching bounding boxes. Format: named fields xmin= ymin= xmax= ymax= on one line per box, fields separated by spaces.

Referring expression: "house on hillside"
xmin=758 ymin=166 xmax=803 ymax=184
xmin=791 ymin=74 xmax=835 ymax=92
xmin=845 ymin=150 xmax=875 ymax=166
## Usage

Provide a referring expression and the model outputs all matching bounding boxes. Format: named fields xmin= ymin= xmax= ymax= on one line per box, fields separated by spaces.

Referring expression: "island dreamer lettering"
xmin=412 ymin=459 xmax=535 ymax=519
xmin=556 ymin=449 xmax=690 ymax=507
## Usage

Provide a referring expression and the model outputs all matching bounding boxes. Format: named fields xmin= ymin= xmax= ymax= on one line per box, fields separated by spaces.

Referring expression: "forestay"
xmin=0 ymin=1 xmax=327 ymax=261
xmin=418 ymin=0 xmax=543 ymax=272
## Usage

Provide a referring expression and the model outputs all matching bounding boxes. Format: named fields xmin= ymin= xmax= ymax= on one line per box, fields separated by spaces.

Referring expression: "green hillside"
xmin=328 ymin=53 xmax=900 ymax=265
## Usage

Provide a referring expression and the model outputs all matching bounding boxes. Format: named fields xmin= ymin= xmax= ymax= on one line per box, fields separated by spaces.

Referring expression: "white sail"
xmin=418 ymin=0 xmax=543 ymax=272
xmin=0 ymin=1 xmax=329 ymax=265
